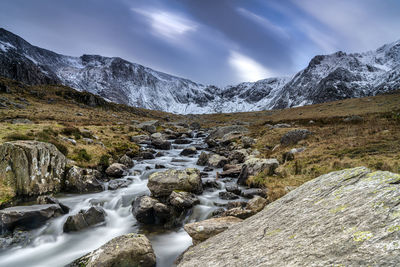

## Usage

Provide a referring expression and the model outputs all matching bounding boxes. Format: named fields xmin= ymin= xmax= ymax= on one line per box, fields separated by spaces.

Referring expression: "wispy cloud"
xmin=229 ymin=51 xmax=273 ymax=82
xmin=132 ymin=8 xmax=197 ymax=41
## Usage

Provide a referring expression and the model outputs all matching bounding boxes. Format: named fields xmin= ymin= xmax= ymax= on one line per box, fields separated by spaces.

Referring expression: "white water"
xmin=0 ymin=134 xmax=245 ymax=267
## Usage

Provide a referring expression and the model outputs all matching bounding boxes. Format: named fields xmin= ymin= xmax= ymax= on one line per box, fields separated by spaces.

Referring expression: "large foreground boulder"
xmin=178 ymin=167 xmax=400 ymax=266
xmin=147 ymin=168 xmax=203 ymax=198
xmin=0 ymin=141 xmax=67 ymax=202
xmin=69 ymin=233 xmax=156 ymax=267
xmin=0 ymin=204 xmax=64 ymax=233
xmin=184 ymin=216 xmax=242 ymax=245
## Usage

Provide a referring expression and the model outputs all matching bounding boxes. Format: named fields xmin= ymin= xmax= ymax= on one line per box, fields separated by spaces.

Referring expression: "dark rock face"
xmin=180 ymin=146 xmax=197 ymax=156
xmin=37 ymin=195 xmax=70 ymax=214
xmin=63 ymin=207 xmax=106 ymax=232
xmin=0 ymin=204 xmax=64 ymax=233
xmin=280 ymin=129 xmax=312 ymax=146
xmin=132 ymin=196 xmax=171 ymax=225
xmin=64 ymin=166 xmax=104 ymax=193
xmin=219 ymin=191 xmax=239 ymax=200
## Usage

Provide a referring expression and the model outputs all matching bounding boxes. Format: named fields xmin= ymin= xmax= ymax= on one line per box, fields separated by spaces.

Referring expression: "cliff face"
xmin=178 ymin=167 xmax=400 ymax=266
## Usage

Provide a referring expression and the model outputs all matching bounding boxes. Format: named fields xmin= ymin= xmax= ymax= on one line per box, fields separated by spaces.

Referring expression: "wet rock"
xmin=0 ymin=204 xmax=64 ymax=233
xmin=105 ymin=163 xmax=127 ymax=178
xmin=130 ymin=135 xmax=150 ymax=144
xmin=155 ymin=152 xmax=165 ymax=157
xmin=151 ymin=132 xmax=162 ymax=139
xmin=246 ymin=196 xmax=267 ymax=213
xmin=219 ymin=191 xmax=239 ymax=200
xmin=155 ymin=164 xmax=166 ymax=169
xmin=119 ymin=154 xmax=134 ymax=168
xmin=174 ymin=138 xmax=192 ymax=144
xmin=225 ymin=184 xmax=241 ymax=195
xmin=196 ymin=152 xmax=209 ymax=166
xmin=241 ymin=136 xmax=256 ymax=148
xmin=0 ymin=228 xmax=31 ymax=250
xmin=108 ymin=179 xmax=131 ymax=190
xmin=151 ymin=139 xmax=171 ymax=150
xmin=208 ymin=154 xmax=228 ymax=168
xmin=180 ymin=146 xmax=197 ymax=156
xmin=69 ymin=233 xmax=156 ymax=267
xmin=220 ymin=165 xmax=242 ymax=178
xmin=37 ymin=195 xmax=70 ymax=214
xmin=168 ymin=191 xmax=200 ymax=210
xmin=183 ymin=216 xmax=242 ymax=245
xmin=63 ymin=207 xmax=106 ymax=232
xmin=237 ymin=158 xmax=279 ymax=186
xmin=139 ymin=151 xmax=155 ymax=159
xmin=228 ymin=149 xmax=248 ymax=164
xmin=132 ymin=196 xmax=171 ymax=225
xmin=280 ymin=129 xmax=312 ymax=146
xmin=203 ymin=166 xmax=214 ymax=172
xmin=0 ymin=141 xmax=67 ymax=201
xmin=65 ymin=166 xmax=104 ymax=193
xmin=148 ymin=168 xmax=203 ymax=198
xmin=241 ymin=188 xmax=267 ymax=199
xmin=203 ymin=180 xmax=221 ymax=190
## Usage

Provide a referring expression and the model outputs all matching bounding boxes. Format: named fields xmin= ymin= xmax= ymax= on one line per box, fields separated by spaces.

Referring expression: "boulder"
xmin=246 ymin=196 xmax=267 ymax=213
xmin=0 ymin=141 xmax=67 ymax=202
xmin=130 ymin=135 xmax=151 ymax=144
xmin=180 ymin=146 xmax=197 ymax=156
xmin=132 ymin=196 xmax=171 ymax=225
xmin=219 ymin=191 xmax=239 ymax=200
xmin=147 ymin=168 xmax=203 ymax=198
xmin=119 ymin=155 xmax=134 ymax=168
xmin=208 ymin=154 xmax=228 ymax=168
xmin=37 ymin=195 xmax=70 ymax=214
xmin=237 ymin=158 xmax=279 ymax=185
xmin=63 ymin=207 xmax=106 ymax=232
xmin=241 ymin=188 xmax=267 ymax=199
xmin=151 ymin=132 xmax=162 ymax=139
xmin=241 ymin=136 xmax=256 ymax=148
xmin=138 ymin=120 xmax=160 ymax=134
xmin=105 ymin=163 xmax=127 ymax=178
xmin=280 ymin=129 xmax=312 ymax=146
xmin=65 ymin=166 xmax=104 ymax=193
xmin=174 ymin=138 xmax=192 ymax=144
xmin=225 ymin=184 xmax=241 ymax=195
xmin=178 ymin=167 xmax=400 ymax=266
xmin=220 ymin=165 xmax=242 ymax=178
xmin=69 ymin=233 xmax=156 ymax=267
xmin=0 ymin=204 xmax=64 ymax=233
xmin=108 ymin=179 xmax=131 ymax=190
xmin=139 ymin=151 xmax=155 ymax=160
xmin=196 ymin=152 xmax=209 ymax=166
xmin=183 ymin=216 xmax=242 ymax=245
xmin=202 ymin=180 xmax=221 ymax=190
xmin=228 ymin=149 xmax=248 ymax=164
xmin=168 ymin=191 xmax=200 ymax=210
xmin=206 ymin=126 xmax=248 ymax=141
xmin=221 ymin=207 xmax=254 ymax=219
xmin=151 ymin=139 xmax=171 ymax=150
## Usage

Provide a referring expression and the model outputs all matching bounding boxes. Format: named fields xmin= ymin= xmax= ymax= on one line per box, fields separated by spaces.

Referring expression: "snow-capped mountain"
xmin=0 ymin=28 xmax=399 ymax=114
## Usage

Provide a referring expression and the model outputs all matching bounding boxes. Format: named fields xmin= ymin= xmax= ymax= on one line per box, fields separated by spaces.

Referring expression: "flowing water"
xmin=0 ymin=133 xmax=245 ymax=267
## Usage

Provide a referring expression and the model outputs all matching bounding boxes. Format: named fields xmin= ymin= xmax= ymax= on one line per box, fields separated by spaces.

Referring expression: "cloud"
xmin=132 ymin=8 xmax=197 ymax=41
xmin=229 ymin=51 xmax=273 ymax=82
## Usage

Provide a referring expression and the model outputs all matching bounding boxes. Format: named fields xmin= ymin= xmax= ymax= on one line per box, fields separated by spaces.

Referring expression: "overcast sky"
xmin=1 ymin=0 xmax=400 ymax=86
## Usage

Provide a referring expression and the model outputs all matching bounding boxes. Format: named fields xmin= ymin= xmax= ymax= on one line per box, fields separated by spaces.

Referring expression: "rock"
xmin=221 ymin=207 xmax=254 ymax=219
xmin=63 ymin=207 xmax=106 ymax=232
xmin=219 ymin=191 xmax=239 ymax=200
xmin=174 ymin=138 xmax=192 ymax=144
xmin=211 ymin=208 xmax=225 ymax=217
xmin=226 ymin=201 xmax=247 ymax=210
xmin=119 ymin=155 xmax=134 ymax=168
xmin=225 ymin=184 xmax=241 ymax=195
xmin=132 ymin=196 xmax=171 ymax=225
xmin=151 ymin=139 xmax=171 ymax=150
xmin=343 ymin=115 xmax=364 ymax=123
xmin=151 ymin=132 xmax=162 ymax=139
xmin=108 ymin=179 xmax=131 ymax=190
xmin=105 ymin=163 xmax=127 ymax=178
xmin=139 ymin=151 xmax=155 ymax=159
xmin=246 ymin=196 xmax=267 ymax=213
xmin=37 ymin=195 xmax=70 ymax=214
xmin=168 ymin=191 xmax=200 ymax=210
xmin=155 ymin=152 xmax=164 ymax=157
xmin=241 ymin=136 xmax=256 ymax=148
xmin=69 ymin=233 xmax=156 ymax=267
xmin=0 ymin=204 xmax=64 ymax=233
xmin=220 ymin=165 xmax=242 ymax=178
xmin=202 ymin=180 xmax=221 ymax=190
xmin=178 ymin=167 xmax=400 ymax=266
xmin=190 ymin=122 xmax=201 ymax=130
xmin=270 ymin=123 xmax=291 ymax=129
xmin=228 ymin=149 xmax=248 ymax=163
xmin=183 ymin=216 xmax=242 ymax=245
xmin=180 ymin=146 xmax=197 ymax=156
xmin=280 ymin=129 xmax=312 ymax=146
xmin=155 ymin=164 xmax=166 ymax=169
xmin=138 ymin=120 xmax=160 ymax=134
xmin=197 ymin=152 xmax=209 ymax=166
xmin=130 ymin=135 xmax=151 ymax=144
xmin=203 ymin=166 xmax=214 ymax=172
xmin=206 ymin=126 xmax=248 ymax=141
xmin=208 ymin=154 xmax=228 ymax=168
xmin=148 ymin=168 xmax=203 ymax=198
xmin=82 ymin=138 xmax=93 ymax=144
xmin=237 ymin=158 xmax=279 ymax=185
xmin=64 ymin=166 xmax=104 ymax=193
xmin=0 ymin=141 xmax=67 ymax=201
xmin=241 ymin=188 xmax=267 ymax=199
xmin=11 ymin=118 xmax=33 ymax=124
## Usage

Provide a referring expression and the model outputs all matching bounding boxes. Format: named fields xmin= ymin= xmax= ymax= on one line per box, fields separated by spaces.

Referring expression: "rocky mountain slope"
xmin=0 ymin=28 xmax=399 ymax=114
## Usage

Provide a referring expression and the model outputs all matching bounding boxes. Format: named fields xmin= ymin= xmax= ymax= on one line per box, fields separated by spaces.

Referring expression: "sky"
xmin=0 ymin=0 xmax=400 ymax=86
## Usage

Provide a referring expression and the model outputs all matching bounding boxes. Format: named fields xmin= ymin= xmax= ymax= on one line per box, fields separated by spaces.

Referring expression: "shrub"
xmin=74 ymin=149 xmax=92 ymax=162
xmin=4 ymin=133 xmax=33 ymax=141
xmin=52 ymin=142 xmax=68 ymax=156
xmin=98 ymin=154 xmax=110 ymax=169
xmin=61 ymin=127 xmax=81 ymax=137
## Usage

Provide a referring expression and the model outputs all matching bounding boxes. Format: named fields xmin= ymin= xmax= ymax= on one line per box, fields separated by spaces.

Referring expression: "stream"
xmin=0 ymin=133 xmax=246 ymax=267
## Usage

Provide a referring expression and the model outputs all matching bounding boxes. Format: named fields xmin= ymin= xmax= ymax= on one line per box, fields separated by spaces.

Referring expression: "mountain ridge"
xmin=0 ymin=28 xmax=399 ymax=114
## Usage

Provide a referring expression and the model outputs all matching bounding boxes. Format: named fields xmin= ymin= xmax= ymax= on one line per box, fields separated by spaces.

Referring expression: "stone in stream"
xmin=168 ymin=191 xmax=200 ymax=210
xmin=207 ymin=154 xmax=228 ymax=168
xmin=63 ymin=207 xmax=106 ymax=233
xmin=69 ymin=233 xmax=156 ymax=267
xmin=174 ymin=138 xmax=192 ymax=144
xmin=219 ymin=191 xmax=239 ymax=200
xmin=241 ymin=136 xmax=256 ymax=148
xmin=177 ymin=167 xmax=400 ymax=266
xmin=202 ymin=180 xmax=221 ymax=190
xmin=228 ymin=149 xmax=248 ymax=164
xmin=241 ymin=188 xmax=267 ymax=199
xmin=0 ymin=141 xmax=67 ymax=202
xmin=151 ymin=139 xmax=171 ymax=150
xmin=147 ymin=168 xmax=203 ymax=198
xmin=119 ymin=154 xmax=134 ymax=168
xmin=183 ymin=216 xmax=242 ymax=245
xmin=196 ymin=152 xmax=209 ymax=166
xmin=105 ymin=163 xmax=128 ymax=178
xmin=139 ymin=151 xmax=155 ymax=159
xmin=37 ymin=195 xmax=70 ymax=214
xmin=220 ymin=165 xmax=242 ymax=178
xmin=132 ymin=196 xmax=172 ymax=225
xmin=0 ymin=204 xmax=64 ymax=233
xmin=108 ymin=179 xmax=131 ymax=190
xmin=130 ymin=135 xmax=151 ymax=144
xmin=180 ymin=146 xmax=197 ymax=156
xmin=225 ymin=184 xmax=242 ymax=195
xmin=64 ymin=166 xmax=104 ymax=193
